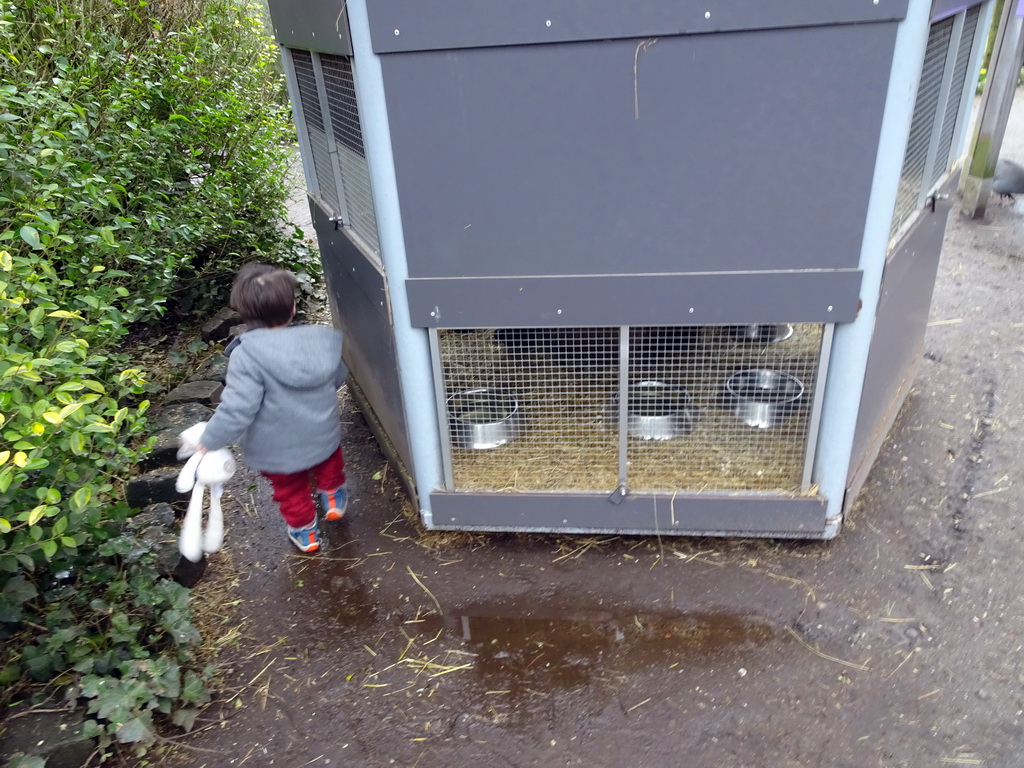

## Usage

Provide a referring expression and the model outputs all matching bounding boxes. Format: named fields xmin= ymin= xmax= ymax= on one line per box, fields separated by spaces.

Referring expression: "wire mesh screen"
xmin=626 ymin=324 xmax=822 ymax=493
xmin=891 ymin=16 xmax=954 ymax=238
xmin=437 ymin=325 xmax=824 ymax=494
xmin=289 ymin=49 xmax=342 ymax=215
xmin=321 ymin=54 xmax=380 ymax=257
xmin=930 ymin=4 xmax=980 ymax=189
xmin=439 ymin=329 xmax=620 ymax=491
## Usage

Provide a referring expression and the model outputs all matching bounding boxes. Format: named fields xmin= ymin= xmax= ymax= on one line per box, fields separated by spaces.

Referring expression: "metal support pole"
xmin=346 ymin=0 xmax=445 ymax=526
xmin=960 ymin=0 xmax=1024 ymax=218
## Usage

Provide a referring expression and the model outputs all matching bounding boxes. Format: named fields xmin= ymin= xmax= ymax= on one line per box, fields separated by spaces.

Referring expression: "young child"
xmin=194 ymin=263 xmax=348 ymax=553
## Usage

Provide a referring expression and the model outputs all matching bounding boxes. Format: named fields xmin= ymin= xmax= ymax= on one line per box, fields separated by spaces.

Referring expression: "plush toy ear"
xmin=175 ymin=451 xmax=202 ymax=494
xmin=179 ymin=484 xmax=205 ymax=563
xmin=203 ymin=483 xmax=224 ymax=554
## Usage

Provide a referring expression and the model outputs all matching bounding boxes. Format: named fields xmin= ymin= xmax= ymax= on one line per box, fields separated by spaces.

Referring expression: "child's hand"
xmin=177 ymin=422 xmax=209 ymax=460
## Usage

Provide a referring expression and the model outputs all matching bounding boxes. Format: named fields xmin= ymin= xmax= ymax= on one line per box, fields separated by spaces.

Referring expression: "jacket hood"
xmin=234 ymin=325 xmax=342 ymax=389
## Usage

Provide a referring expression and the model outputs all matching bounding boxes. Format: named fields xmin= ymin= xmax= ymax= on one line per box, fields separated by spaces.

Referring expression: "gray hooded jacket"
xmin=199 ymin=325 xmax=347 ymax=473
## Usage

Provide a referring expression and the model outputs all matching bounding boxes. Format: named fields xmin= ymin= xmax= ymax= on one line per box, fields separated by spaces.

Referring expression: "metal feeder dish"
xmin=724 ymin=369 xmax=805 ymax=429
xmin=725 ymin=324 xmax=795 ymax=344
xmin=612 ymin=381 xmax=699 ymax=441
xmin=447 ymin=388 xmax=523 ymax=449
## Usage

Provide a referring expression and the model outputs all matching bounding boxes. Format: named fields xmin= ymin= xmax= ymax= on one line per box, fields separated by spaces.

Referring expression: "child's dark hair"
xmin=230 ymin=263 xmax=298 ymax=328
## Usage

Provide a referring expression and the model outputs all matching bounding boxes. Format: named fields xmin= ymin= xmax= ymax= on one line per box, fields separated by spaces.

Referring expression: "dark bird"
xmin=992 ymin=158 xmax=1024 ymax=202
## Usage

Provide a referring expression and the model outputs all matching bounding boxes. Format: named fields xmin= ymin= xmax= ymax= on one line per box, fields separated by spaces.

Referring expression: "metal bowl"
xmin=725 ymin=324 xmax=794 ymax=344
xmin=611 ymin=381 xmax=699 ymax=440
xmin=447 ymin=388 xmax=523 ymax=449
xmin=724 ymin=369 xmax=804 ymax=429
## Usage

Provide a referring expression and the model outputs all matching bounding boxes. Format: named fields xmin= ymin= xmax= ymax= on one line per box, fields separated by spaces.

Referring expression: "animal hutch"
xmin=266 ymin=0 xmax=989 ymax=538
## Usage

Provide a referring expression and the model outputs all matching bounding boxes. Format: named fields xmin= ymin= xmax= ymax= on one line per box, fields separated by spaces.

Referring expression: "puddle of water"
xmin=416 ymin=607 xmax=777 ymax=690
xmin=283 ymin=558 xmax=381 ymax=635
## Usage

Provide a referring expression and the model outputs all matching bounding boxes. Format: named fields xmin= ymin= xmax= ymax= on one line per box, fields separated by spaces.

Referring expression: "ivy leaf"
xmin=0 ymin=596 xmax=21 ymax=623
xmin=18 ymin=226 xmax=40 ymax=249
xmin=171 ymin=707 xmax=200 ymax=732
xmin=2 ymin=574 xmax=38 ymax=605
xmin=116 ymin=715 xmax=154 ymax=744
xmin=181 ymin=671 xmax=209 ymax=705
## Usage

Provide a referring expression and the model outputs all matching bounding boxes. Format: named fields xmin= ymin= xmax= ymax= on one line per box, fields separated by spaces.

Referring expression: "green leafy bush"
xmin=0 ymin=0 xmax=313 ymax=751
xmin=0 ymin=0 xmax=313 ymax=317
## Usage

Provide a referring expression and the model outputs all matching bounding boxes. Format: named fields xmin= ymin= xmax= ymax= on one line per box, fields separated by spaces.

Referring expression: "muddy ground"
xmin=143 ymin=99 xmax=1024 ymax=768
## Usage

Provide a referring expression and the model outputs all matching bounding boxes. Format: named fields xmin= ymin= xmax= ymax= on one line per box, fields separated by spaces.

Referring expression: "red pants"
xmin=262 ymin=446 xmax=346 ymax=528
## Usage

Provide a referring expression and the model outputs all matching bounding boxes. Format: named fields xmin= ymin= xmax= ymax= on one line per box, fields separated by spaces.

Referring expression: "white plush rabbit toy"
xmin=175 ymin=422 xmax=236 ymax=563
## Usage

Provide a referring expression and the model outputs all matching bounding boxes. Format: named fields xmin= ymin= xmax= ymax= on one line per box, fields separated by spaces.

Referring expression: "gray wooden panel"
xmin=846 ymin=188 xmax=954 ymax=509
xmin=406 ymin=270 xmax=862 ymax=328
xmin=382 ymin=25 xmax=897 ymax=279
xmin=366 ymin=0 xmax=908 ymax=53
xmin=269 ymin=0 xmax=351 ymax=56
xmin=430 ymin=491 xmax=827 ymax=538
xmin=315 ymin=204 xmax=413 ymax=469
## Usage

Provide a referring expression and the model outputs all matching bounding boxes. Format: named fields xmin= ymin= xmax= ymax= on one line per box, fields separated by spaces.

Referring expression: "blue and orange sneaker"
xmin=319 ymin=485 xmax=348 ymax=522
xmin=287 ymin=518 xmax=321 ymax=553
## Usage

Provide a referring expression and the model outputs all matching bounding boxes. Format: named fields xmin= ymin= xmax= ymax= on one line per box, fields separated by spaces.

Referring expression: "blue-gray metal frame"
xmin=616 ymin=327 xmax=629 ymax=491
xmin=346 ymin=0 xmax=445 ymax=522
xmin=802 ymin=324 xmax=835 ymax=492
xmin=428 ymin=329 xmax=456 ymax=491
xmin=813 ymin=0 xmax=937 ymax=536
